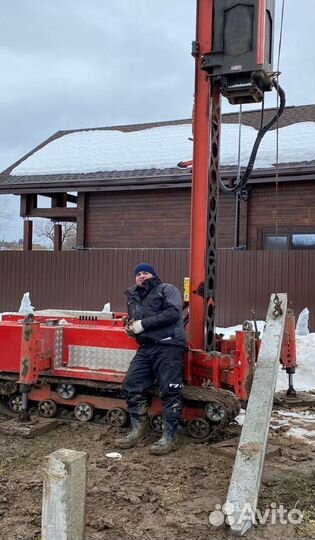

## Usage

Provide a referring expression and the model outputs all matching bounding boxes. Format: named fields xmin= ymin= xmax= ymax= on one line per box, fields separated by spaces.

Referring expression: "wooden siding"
xmin=85 ymin=190 xmax=191 ymax=248
xmin=217 ymin=192 xmax=238 ymax=248
xmin=248 ymin=181 xmax=315 ymax=249
xmin=84 ymin=180 xmax=315 ymax=251
xmin=0 ymin=250 xmax=314 ymax=330
xmin=85 ymin=189 xmax=240 ymax=249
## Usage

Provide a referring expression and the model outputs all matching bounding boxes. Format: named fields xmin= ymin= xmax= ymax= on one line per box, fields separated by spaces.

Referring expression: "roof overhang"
xmin=0 ymin=163 xmax=314 ymax=195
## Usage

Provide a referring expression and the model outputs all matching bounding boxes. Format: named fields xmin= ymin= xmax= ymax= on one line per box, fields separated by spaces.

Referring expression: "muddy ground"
xmin=0 ymin=405 xmax=315 ymax=540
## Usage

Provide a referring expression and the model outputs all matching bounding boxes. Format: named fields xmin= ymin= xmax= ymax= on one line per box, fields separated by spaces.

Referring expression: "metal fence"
xmin=0 ymin=249 xmax=313 ymax=329
xmin=215 ymin=249 xmax=315 ymax=329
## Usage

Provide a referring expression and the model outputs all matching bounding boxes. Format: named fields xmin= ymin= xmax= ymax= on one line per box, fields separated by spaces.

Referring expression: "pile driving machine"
xmin=0 ymin=0 xmax=296 ymax=440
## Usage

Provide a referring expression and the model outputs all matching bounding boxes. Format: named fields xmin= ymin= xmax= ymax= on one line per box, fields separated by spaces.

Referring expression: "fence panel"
xmin=216 ymin=249 xmax=315 ymax=329
xmin=0 ymin=249 xmax=313 ymax=329
xmin=0 ymin=249 xmax=190 ymax=314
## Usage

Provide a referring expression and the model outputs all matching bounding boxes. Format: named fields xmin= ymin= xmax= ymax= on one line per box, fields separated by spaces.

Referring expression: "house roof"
xmin=0 ymin=104 xmax=314 ymax=194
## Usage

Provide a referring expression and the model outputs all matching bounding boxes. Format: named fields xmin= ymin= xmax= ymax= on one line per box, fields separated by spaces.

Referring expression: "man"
xmin=116 ymin=262 xmax=186 ymax=455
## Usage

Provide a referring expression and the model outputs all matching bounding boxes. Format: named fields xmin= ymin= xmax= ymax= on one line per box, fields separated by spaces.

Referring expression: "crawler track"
xmin=0 ymin=374 xmax=240 ymax=441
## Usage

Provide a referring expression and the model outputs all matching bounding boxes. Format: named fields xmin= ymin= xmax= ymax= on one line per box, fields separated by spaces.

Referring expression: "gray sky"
xmin=0 ymin=0 xmax=314 ymax=240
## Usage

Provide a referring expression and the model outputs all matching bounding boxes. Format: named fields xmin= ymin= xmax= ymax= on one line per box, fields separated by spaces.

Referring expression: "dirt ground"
xmin=0 ymin=406 xmax=315 ymax=540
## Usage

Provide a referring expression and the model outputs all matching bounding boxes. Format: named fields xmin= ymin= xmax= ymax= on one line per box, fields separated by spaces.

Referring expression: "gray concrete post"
xmin=41 ymin=448 xmax=87 ymax=540
xmin=225 ymin=293 xmax=288 ymax=536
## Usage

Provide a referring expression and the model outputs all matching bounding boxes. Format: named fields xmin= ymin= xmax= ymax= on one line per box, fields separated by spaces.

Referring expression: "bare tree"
xmin=35 ymin=221 xmax=77 ymax=250
xmin=0 ymin=197 xmax=14 ymax=242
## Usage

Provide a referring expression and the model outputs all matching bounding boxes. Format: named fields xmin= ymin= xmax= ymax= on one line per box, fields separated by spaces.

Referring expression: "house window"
xmin=263 ymin=232 xmax=315 ymax=250
xmin=264 ymin=235 xmax=289 ymax=250
xmin=292 ymin=234 xmax=315 ymax=249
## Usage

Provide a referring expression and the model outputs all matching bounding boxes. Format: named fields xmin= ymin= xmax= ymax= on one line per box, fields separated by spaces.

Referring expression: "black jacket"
xmin=124 ymin=276 xmax=186 ymax=348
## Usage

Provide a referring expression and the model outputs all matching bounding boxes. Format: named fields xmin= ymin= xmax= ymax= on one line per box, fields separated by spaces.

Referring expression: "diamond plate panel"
xmin=68 ymin=346 xmax=135 ymax=372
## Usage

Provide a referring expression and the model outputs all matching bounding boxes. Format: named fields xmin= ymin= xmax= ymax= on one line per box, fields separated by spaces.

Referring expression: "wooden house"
xmin=0 ymin=104 xmax=314 ymax=253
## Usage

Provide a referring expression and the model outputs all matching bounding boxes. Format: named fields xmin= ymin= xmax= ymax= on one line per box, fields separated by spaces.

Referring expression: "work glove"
xmin=125 ymin=320 xmax=144 ymax=337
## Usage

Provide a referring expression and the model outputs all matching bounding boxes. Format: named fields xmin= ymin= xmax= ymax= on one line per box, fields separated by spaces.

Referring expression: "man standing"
xmin=116 ymin=263 xmax=186 ymax=455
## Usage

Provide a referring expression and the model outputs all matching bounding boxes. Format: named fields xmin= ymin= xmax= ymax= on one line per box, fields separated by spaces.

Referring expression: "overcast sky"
xmin=0 ymin=0 xmax=314 ymax=240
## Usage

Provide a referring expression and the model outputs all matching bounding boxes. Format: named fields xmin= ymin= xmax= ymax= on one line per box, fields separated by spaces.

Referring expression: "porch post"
xmin=23 ymin=219 xmax=33 ymax=251
xmin=54 ymin=223 xmax=62 ymax=251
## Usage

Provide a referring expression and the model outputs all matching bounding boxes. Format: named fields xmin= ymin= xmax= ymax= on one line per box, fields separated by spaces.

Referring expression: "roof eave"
xmin=0 ymin=164 xmax=313 ymax=195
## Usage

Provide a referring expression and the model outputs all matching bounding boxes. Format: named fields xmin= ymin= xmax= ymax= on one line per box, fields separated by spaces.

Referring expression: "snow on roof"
xmin=11 ymin=121 xmax=315 ymax=176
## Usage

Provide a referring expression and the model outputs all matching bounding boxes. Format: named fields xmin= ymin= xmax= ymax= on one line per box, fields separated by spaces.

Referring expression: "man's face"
xmin=135 ymin=271 xmax=154 ymax=287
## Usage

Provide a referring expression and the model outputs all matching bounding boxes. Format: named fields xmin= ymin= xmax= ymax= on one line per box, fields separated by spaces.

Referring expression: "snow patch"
xmin=11 ymin=122 xmax=315 ymax=176
xmin=276 ymin=333 xmax=315 ymax=392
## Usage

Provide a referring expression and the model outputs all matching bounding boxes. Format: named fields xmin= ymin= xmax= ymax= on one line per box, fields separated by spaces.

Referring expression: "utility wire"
xmin=234 ymin=105 xmax=242 ymax=247
xmin=219 ymin=1 xmax=286 ymax=195
xmin=275 ymin=0 xmax=286 ymax=246
xmin=219 ymin=81 xmax=286 ymax=194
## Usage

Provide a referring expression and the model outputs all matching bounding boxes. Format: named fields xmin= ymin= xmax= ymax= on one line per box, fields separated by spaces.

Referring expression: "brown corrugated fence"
xmin=0 ymin=249 xmax=314 ymax=329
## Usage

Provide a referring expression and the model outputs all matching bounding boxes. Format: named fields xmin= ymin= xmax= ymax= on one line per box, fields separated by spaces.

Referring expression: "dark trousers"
xmin=122 ymin=344 xmax=184 ymax=428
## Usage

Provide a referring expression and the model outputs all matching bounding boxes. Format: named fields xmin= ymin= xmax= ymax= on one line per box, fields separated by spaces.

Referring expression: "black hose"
xmin=219 ymin=79 xmax=286 ymax=193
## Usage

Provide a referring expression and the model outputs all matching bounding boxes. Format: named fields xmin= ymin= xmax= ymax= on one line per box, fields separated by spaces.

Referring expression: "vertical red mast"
xmin=188 ymin=0 xmax=214 ymax=350
xmin=188 ymin=0 xmax=275 ymax=351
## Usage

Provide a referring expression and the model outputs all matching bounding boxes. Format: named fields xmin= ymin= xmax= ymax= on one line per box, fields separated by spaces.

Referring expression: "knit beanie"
xmin=133 ymin=263 xmax=157 ymax=276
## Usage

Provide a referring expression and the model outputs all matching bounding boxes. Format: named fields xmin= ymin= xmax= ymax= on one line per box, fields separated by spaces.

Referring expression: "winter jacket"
xmin=124 ymin=276 xmax=186 ymax=348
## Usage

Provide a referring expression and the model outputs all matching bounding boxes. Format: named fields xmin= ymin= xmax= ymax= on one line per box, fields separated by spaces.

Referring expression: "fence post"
xmin=41 ymin=448 xmax=87 ymax=540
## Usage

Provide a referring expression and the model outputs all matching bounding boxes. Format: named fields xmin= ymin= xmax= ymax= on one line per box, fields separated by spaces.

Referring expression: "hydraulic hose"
xmin=219 ymin=79 xmax=286 ymax=194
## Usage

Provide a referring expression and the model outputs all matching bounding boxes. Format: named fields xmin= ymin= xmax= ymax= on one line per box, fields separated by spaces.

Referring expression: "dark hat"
xmin=133 ymin=263 xmax=157 ymax=276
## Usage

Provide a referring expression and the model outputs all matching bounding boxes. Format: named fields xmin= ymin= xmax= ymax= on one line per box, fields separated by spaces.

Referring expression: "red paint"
xmin=188 ymin=0 xmax=214 ymax=349
xmin=280 ymin=311 xmax=297 ymax=368
xmin=0 ymin=313 xmax=258 ymax=406
xmin=257 ymin=0 xmax=266 ymax=65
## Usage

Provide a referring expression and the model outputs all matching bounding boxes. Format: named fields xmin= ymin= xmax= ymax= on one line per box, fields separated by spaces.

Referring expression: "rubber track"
xmin=0 ymin=375 xmax=241 ymax=439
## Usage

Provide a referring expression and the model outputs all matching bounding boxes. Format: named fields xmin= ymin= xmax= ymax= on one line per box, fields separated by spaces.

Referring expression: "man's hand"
xmin=125 ymin=323 xmax=136 ymax=337
xmin=121 ymin=315 xmax=129 ymax=326
xmin=125 ymin=320 xmax=144 ymax=337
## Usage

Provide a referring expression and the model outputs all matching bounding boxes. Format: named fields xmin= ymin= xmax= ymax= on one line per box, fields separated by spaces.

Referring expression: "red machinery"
xmin=0 ymin=1 xmax=296 ymax=439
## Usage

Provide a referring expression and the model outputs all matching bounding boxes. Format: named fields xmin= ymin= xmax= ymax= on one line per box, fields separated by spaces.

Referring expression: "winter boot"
xmin=115 ymin=415 xmax=149 ymax=449
xmin=149 ymin=422 xmax=178 ymax=455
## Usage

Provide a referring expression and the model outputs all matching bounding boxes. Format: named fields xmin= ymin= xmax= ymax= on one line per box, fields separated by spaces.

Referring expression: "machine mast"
xmin=188 ymin=0 xmax=216 ymax=352
xmin=188 ymin=0 xmax=276 ymax=352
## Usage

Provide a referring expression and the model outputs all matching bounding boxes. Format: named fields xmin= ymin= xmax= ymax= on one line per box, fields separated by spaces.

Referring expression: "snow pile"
xmin=216 ymin=320 xmax=266 ymax=338
xmin=102 ymin=302 xmax=111 ymax=313
xmin=10 ymin=121 xmax=315 ymax=176
xmin=18 ymin=292 xmax=35 ymax=315
xmin=295 ymin=307 xmax=309 ymax=336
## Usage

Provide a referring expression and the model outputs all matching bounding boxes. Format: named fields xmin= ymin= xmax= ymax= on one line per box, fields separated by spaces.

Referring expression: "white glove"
xmin=128 ymin=320 xmax=144 ymax=335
